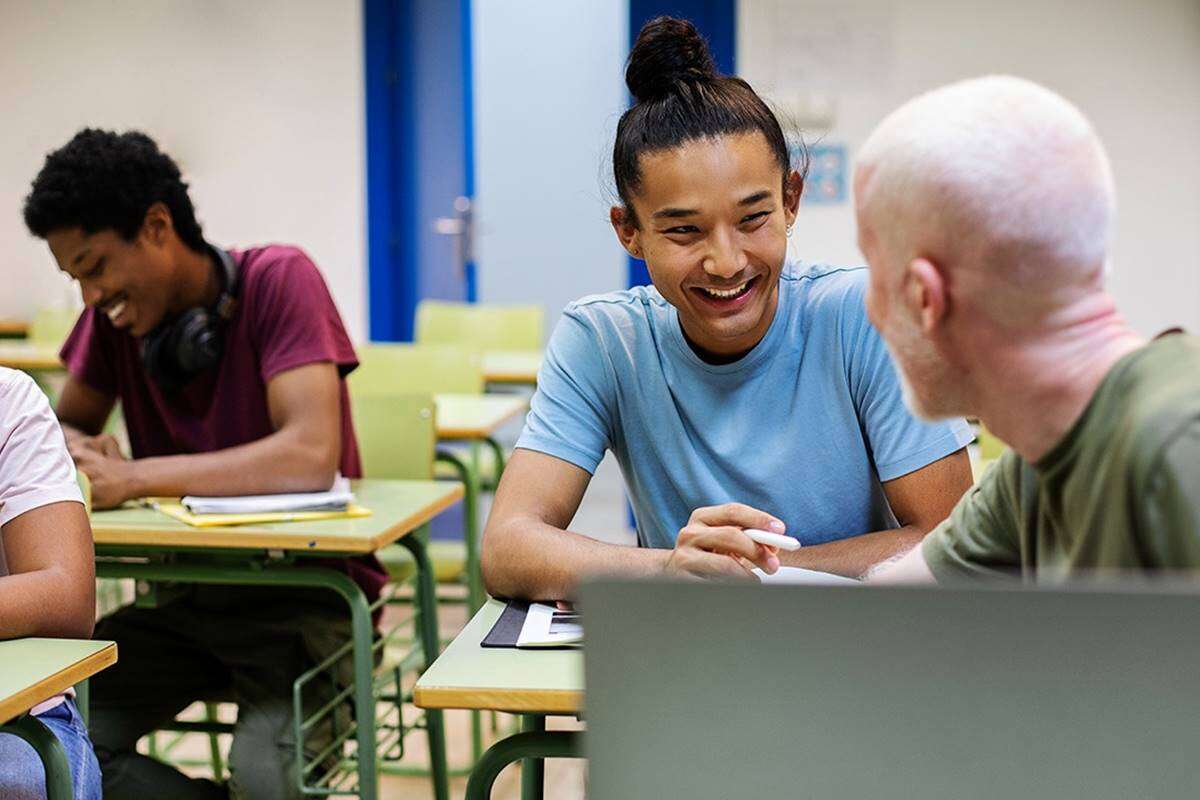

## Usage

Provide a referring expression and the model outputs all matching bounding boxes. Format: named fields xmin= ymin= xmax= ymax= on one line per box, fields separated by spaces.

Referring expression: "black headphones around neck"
xmin=141 ymin=244 xmax=240 ymax=393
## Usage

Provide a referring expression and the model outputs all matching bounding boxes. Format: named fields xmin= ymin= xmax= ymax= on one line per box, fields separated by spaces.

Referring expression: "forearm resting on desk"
xmin=779 ymin=525 xmax=926 ymax=578
xmin=481 ymin=517 xmax=668 ymax=601
xmin=125 ymin=428 xmax=339 ymax=499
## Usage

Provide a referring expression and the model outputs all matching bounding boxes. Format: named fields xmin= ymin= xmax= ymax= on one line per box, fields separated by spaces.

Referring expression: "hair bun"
xmin=626 ymin=16 xmax=717 ymax=103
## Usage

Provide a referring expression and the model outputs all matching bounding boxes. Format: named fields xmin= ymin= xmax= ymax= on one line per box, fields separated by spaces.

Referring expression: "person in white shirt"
xmin=0 ymin=367 xmax=101 ymax=799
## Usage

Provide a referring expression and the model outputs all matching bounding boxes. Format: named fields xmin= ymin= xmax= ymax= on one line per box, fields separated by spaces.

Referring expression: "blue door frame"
xmin=364 ymin=0 xmax=476 ymax=342
xmin=626 ymin=0 xmax=736 ymax=289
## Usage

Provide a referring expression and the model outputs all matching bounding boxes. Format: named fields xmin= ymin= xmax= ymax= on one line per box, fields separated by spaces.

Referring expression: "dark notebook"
xmin=481 ymin=600 xmax=579 ymax=649
xmin=480 ymin=600 xmax=530 ymax=648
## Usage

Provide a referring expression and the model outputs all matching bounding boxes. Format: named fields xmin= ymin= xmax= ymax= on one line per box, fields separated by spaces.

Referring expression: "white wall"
xmin=739 ymin=0 xmax=1200 ymax=335
xmin=472 ymin=0 xmax=629 ymax=333
xmin=0 ymin=0 xmax=367 ymax=338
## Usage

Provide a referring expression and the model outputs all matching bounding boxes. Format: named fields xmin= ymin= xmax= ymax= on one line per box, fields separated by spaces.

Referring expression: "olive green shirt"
xmin=923 ymin=335 xmax=1200 ymax=581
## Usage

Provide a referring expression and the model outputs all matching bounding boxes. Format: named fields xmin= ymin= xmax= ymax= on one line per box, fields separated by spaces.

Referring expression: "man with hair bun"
xmin=857 ymin=76 xmax=1200 ymax=582
xmin=483 ymin=17 xmax=976 ymax=600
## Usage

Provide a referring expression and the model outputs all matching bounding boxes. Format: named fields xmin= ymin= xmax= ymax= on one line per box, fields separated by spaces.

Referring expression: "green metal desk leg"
xmin=435 ymin=448 xmax=484 ymax=615
xmin=520 ymin=715 xmax=545 ymax=800
xmin=436 ymin=448 xmax=486 ymax=764
xmin=464 ymin=729 xmax=581 ymax=800
xmin=484 ymin=436 xmax=508 ymax=488
xmin=3 ymin=714 xmax=74 ymax=800
xmin=95 ymin=560 xmax=380 ymax=800
xmin=75 ymin=678 xmax=89 ymax=726
xmin=399 ymin=531 xmax=450 ymax=800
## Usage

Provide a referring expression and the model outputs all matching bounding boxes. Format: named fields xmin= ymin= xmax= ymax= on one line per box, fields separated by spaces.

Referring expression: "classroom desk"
xmin=481 ymin=351 xmax=542 ymax=386
xmin=433 ymin=393 xmax=527 ymax=606
xmin=0 ymin=319 xmax=30 ymax=339
xmin=434 ymin=393 xmax=527 ymax=441
xmin=0 ymin=639 xmax=117 ymax=800
xmin=414 ymin=599 xmax=583 ymax=800
xmin=429 ymin=393 xmax=527 ymax=764
xmin=0 ymin=341 xmax=61 ymax=371
xmin=90 ymin=479 xmax=463 ymax=800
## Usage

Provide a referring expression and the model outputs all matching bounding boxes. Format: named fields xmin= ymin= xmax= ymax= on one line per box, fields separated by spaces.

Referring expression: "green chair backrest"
xmin=415 ymin=300 xmax=543 ymax=352
xmin=350 ymin=393 xmax=436 ymax=480
xmin=352 ymin=343 xmax=484 ymax=396
xmin=30 ymin=307 xmax=80 ymax=345
xmin=975 ymin=424 xmax=1008 ymax=461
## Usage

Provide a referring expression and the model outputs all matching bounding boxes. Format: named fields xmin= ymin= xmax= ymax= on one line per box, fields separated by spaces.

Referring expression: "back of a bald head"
xmin=856 ymin=76 xmax=1116 ymax=317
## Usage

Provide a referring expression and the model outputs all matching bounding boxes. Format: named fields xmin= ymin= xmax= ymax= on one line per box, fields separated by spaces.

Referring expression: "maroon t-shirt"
xmin=61 ymin=244 xmax=386 ymax=602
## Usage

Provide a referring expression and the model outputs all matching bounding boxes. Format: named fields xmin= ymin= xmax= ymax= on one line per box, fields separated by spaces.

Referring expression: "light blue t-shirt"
xmin=517 ymin=263 xmax=973 ymax=549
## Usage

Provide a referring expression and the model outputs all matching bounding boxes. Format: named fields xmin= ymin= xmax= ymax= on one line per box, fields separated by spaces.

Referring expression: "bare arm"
xmin=481 ymin=449 xmax=780 ymax=601
xmin=56 ymin=375 xmax=121 ymax=454
xmin=0 ymin=501 xmax=95 ymax=639
xmin=66 ymin=363 xmax=343 ymax=508
xmin=779 ymin=448 xmax=972 ymax=577
xmin=864 ymin=542 xmax=936 ymax=584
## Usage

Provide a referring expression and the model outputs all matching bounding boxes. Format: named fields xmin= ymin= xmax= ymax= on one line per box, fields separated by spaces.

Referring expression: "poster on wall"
xmin=798 ymin=143 xmax=847 ymax=205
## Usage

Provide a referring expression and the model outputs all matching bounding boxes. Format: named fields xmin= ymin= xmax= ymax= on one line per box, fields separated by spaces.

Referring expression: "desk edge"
xmin=0 ymin=642 xmax=117 ymax=726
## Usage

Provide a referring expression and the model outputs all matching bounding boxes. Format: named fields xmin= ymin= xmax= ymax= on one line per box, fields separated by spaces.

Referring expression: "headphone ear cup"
xmin=175 ymin=309 xmax=223 ymax=374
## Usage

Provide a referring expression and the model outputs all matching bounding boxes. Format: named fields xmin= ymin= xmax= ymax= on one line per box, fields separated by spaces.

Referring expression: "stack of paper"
xmin=182 ymin=475 xmax=354 ymax=515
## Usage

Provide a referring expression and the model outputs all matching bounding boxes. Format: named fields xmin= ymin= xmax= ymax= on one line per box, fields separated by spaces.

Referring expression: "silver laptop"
xmin=579 ymin=579 xmax=1200 ymax=800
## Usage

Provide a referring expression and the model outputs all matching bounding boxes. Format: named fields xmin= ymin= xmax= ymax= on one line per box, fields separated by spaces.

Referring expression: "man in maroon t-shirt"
xmin=23 ymin=128 xmax=386 ymax=800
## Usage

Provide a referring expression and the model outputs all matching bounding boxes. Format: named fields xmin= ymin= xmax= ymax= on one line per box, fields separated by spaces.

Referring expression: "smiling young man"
xmin=480 ymin=18 xmax=974 ymax=600
xmin=22 ymin=128 xmax=381 ymax=800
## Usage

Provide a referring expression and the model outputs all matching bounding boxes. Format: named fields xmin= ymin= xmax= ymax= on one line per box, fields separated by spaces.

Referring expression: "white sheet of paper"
xmin=182 ymin=475 xmax=353 ymax=515
xmin=753 ymin=566 xmax=860 ymax=586
xmin=517 ymin=602 xmax=583 ymax=648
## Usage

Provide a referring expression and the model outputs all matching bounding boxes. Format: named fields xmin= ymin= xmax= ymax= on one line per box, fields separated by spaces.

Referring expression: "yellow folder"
xmin=151 ymin=501 xmax=373 ymax=528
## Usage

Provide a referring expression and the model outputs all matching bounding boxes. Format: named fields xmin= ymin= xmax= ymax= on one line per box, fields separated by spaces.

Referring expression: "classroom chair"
xmin=350 ymin=344 xmax=492 ymax=589
xmin=354 ymin=342 xmax=485 ymax=395
xmin=414 ymin=300 xmax=544 ymax=353
xmin=350 ymin=391 xmax=467 ymax=583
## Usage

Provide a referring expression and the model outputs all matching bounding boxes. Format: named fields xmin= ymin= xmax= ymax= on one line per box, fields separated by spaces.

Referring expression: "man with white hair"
xmin=854 ymin=75 xmax=1200 ymax=581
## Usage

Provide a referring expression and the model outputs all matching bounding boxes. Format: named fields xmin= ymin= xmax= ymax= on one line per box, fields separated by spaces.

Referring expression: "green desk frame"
xmin=90 ymin=479 xmax=462 ymax=800
xmin=0 ymin=714 xmax=74 ymax=799
xmin=93 ymin=539 xmax=446 ymax=800
xmin=414 ymin=600 xmax=584 ymax=799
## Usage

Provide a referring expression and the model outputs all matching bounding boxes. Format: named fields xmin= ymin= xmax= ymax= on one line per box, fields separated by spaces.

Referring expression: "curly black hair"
xmin=23 ymin=128 xmax=206 ymax=252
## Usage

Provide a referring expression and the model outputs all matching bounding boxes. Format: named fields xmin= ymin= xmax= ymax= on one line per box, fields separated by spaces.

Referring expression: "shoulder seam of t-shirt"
xmin=782 ymin=264 xmax=868 ymax=286
xmin=1138 ymin=411 xmax=1200 ymax=499
xmin=567 ymin=287 xmax=669 ymax=312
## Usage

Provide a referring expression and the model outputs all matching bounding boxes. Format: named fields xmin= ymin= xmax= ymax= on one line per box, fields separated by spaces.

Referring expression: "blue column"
xmin=626 ymin=0 xmax=737 ymax=289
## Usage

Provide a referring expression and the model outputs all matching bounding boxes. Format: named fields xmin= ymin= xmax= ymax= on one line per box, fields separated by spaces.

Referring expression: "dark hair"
xmin=23 ymin=128 xmax=206 ymax=252
xmin=613 ymin=17 xmax=802 ymax=224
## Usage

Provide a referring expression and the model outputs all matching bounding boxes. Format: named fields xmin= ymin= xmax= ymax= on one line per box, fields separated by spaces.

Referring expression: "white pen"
xmin=744 ymin=528 xmax=802 ymax=551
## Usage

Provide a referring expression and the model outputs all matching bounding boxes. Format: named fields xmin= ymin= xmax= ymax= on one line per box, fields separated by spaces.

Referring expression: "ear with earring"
xmin=786 ymin=224 xmax=794 ymax=238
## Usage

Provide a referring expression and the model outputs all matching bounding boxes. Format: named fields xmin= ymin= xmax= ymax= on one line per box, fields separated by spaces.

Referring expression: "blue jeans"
xmin=0 ymin=699 xmax=101 ymax=800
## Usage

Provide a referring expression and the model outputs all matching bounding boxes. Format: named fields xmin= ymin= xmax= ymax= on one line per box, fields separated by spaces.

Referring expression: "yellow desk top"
xmin=90 ymin=479 xmax=463 ymax=553
xmin=413 ymin=599 xmax=582 ymax=715
xmin=0 ymin=639 xmax=117 ymax=725
xmin=482 ymin=351 xmax=542 ymax=385
xmin=0 ymin=342 xmax=62 ymax=371
xmin=434 ymin=393 xmax=528 ymax=439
